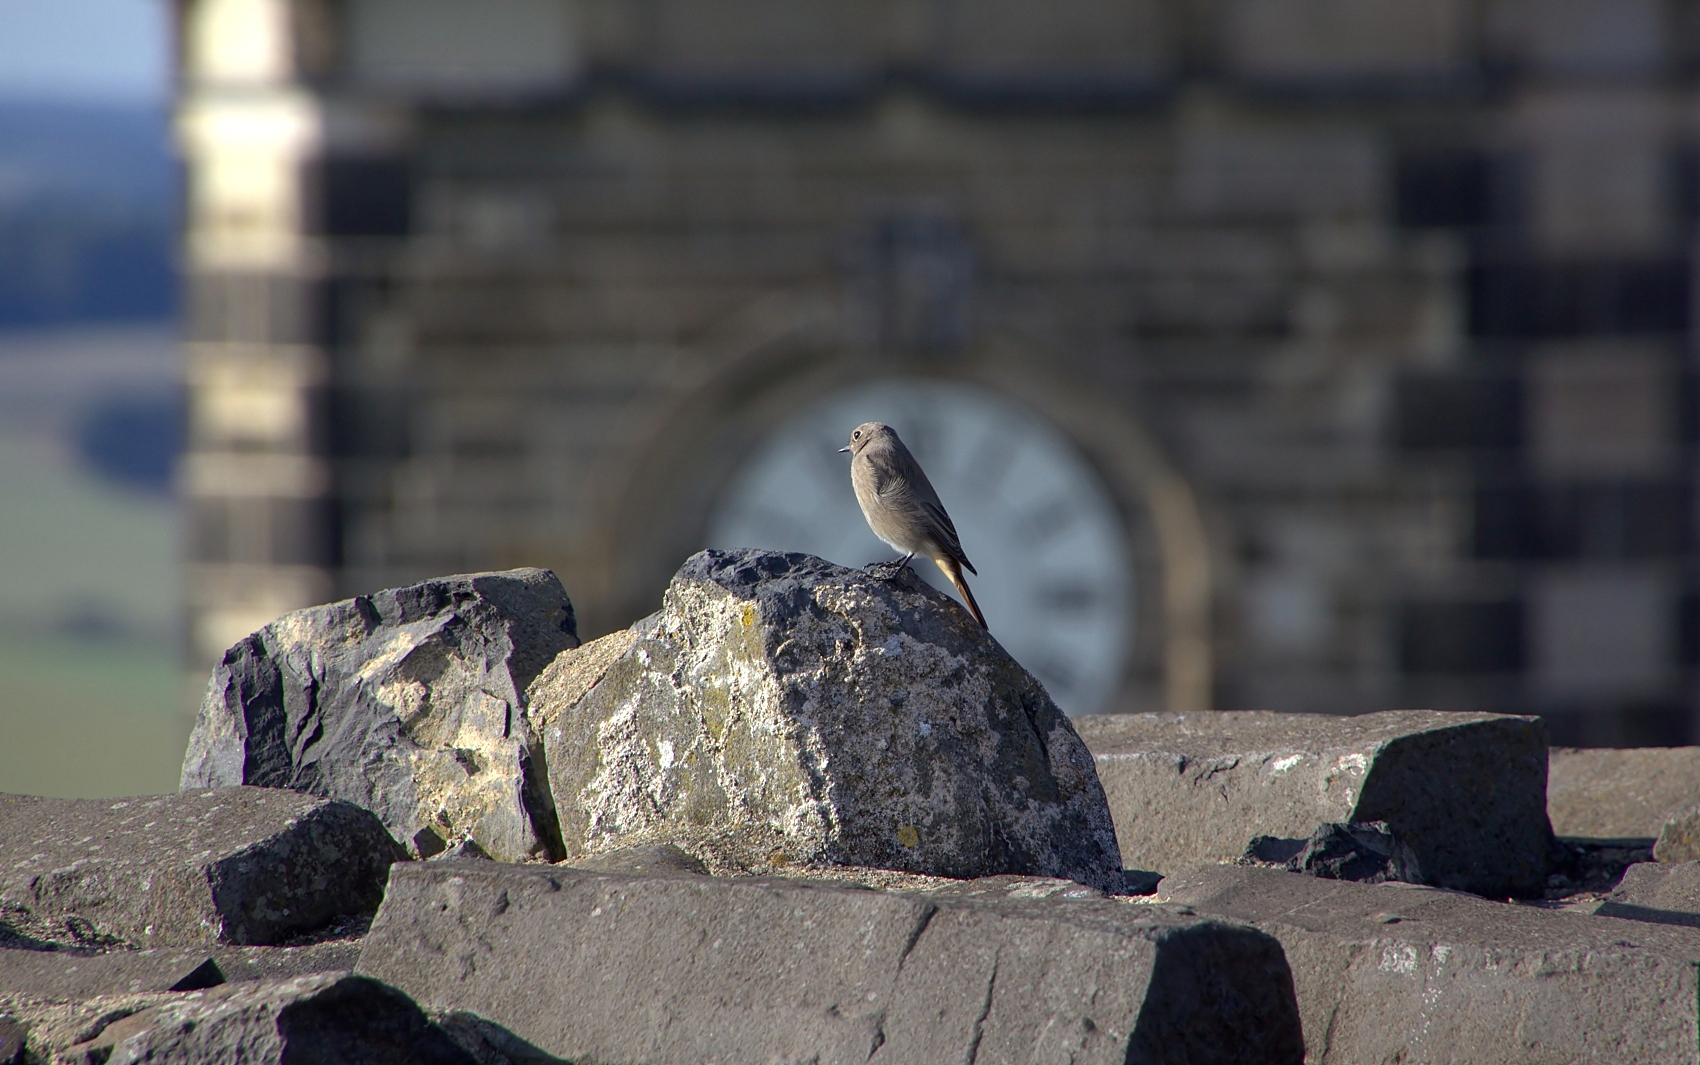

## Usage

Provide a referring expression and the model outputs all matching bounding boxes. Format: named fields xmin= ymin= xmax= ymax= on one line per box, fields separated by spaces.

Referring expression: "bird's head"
xmin=839 ymin=421 xmax=894 ymax=456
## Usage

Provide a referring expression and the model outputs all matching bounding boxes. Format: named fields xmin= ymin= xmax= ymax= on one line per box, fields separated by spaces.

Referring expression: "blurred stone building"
xmin=177 ymin=0 xmax=1698 ymax=742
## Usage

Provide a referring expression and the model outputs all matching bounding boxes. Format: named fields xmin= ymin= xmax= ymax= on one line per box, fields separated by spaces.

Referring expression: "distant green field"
xmin=0 ymin=411 xmax=191 ymax=798
xmin=0 ymin=630 xmax=197 ymax=797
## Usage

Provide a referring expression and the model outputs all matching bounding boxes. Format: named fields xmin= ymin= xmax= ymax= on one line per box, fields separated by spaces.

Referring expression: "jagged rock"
xmin=530 ymin=549 xmax=1124 ymax=891
xmin=1161 ymin=864 xmax=1700 ymax=1063
xmin=0 ymin=788 xmax=401 ymax=947
xmin=1547 ymin=746 xmax=1700 ymax=840
xmin=58 ymin=971 xmax=475 ymax=1065
xmin=357 ymin=860 xmax=1304 ymax=1064
xmin=1075 ymin=709 xmax=1552 ymax=897
xmin=182 ymin=569 xmax=579 ymax=861
xmin=1243 ymin=821 xmax=1425 ymax=884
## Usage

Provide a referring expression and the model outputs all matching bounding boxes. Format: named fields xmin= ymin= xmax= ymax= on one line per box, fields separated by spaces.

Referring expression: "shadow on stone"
xmin=1544 ymin=837 xmax=1654 ymax=898
xmin=433 ymin=1011 xmax=573 ymax=1065
xmin=1243 ymin=822 xmax=1423 ymax=885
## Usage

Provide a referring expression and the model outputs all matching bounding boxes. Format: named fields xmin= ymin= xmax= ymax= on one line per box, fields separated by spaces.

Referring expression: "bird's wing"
xmin=920 ymin=499 xmax=974 ymax=572
xmin=876 ymin=438 xmax=977 ymax=572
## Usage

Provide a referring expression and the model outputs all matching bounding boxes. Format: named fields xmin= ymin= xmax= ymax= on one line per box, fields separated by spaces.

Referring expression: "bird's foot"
xmin=863 ymin=558 xmax=912 ymax=581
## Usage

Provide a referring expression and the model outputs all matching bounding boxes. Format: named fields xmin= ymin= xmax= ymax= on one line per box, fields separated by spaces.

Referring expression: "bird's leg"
xmin=864 ymin=553 xmax=914 ymax=580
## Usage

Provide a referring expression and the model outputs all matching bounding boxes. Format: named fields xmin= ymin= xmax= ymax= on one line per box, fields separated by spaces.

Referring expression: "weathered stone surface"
xmin=1655 ymin=804 xmax=1700 ymax=862
xmin=532 ymin=549 xmax=1123 ymax=890
xmin=0 ymin=947 xmax=222 ymax=999
xmin=564 ymin=842 xmax=709 ymax=877
xmin=1592 ymin=861 xmax=1700 ymax=928
xmin=1074 ymin=709 xmax=1552 ymax=897
xmin=358 ymin=860 xmax=1304 ymax=1064
xmin=0 ymin=788 xmax=402 ymax=947
xmin=0 ymin=1016 xmax=20 ymax=1064
xmin=1547 ymin=746 xmax=1700 ymax=839
xmin=214 ymin=939 xmax=366 ymax=983
xmin=1160 ymin=864 xmax=1700 ymax=1063
xmin=182 ymin=568 xmax=579 ymax=862
xmin=0 ymin=988 xmax=174 ymax=1063
xmin=429 ymin=1010 xmax=571 ymax=1065
xmin=59 ymin=971 xmax=476 ymax=1065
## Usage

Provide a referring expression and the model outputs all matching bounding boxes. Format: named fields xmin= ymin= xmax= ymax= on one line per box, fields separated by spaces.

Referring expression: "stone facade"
xmin=177 ymin=0 xmax=1699 ymax=741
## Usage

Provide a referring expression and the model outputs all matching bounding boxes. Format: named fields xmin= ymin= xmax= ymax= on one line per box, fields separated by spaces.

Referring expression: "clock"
xmin=705 ymin=377 xmax=1133 ymax=717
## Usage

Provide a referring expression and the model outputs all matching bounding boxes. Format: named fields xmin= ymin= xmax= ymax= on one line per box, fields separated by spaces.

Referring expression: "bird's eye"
xmin=852 ymin=430 xmax=861 ymax=439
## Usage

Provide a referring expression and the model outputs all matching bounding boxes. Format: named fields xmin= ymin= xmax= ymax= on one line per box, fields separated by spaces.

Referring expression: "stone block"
xmin=358 ymin=860 xmax=1304 ymax=1064
xmin=0 ymin=948 xmax=223 ymax=1000
xmin=0 ymin=788 xmax=401 ymax=948
xmin=532 ymin=550 xmax=1124 ymax=891
xmin=59 ymin=971 xmax=476 ymax=1065
xmin=1161 ymin=864 xmax=1700 ymax=1062
xmin=1547 ymin=746 xmax=1700 ymax=839
xmin=1073 ymin=710 xmax=1552 ymax=897
xmin=182 ymin=568 xmax=579 ymax=861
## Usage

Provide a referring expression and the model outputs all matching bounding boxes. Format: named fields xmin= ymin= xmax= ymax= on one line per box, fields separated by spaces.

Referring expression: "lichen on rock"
xmin=532 ymin=549 xmax=1124 ymax=891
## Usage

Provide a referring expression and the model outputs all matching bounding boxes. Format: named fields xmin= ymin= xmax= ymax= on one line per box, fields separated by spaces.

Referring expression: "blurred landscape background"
xmin=3 ymin=0 xmax=1699 ymax=797
xmin=0 ymin=0 xmax=188 ymax=795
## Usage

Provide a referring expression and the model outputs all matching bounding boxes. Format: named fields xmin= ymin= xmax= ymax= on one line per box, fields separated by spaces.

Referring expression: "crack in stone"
xmin=965 ymin=954 xmax=999 ymax=1065
xmin=895 ymin=904 xmax=937 ymax=974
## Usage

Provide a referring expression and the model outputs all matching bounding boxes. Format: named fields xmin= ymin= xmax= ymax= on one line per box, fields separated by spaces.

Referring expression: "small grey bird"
xmin=840 ymin=421 xmax=987 ymax=630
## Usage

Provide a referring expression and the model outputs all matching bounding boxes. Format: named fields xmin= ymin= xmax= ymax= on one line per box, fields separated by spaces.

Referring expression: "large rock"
xmin=57 ymin=971 xmax=476 ymax=1065
xmin=1161 ymin=864 xmax=1700 ymax=1063
xmin=182 ymin=569 xmax=579 ymax=861
xmin=532 ymin=549 xmax=1124 ymax=890
xmin=0 ymin=788 xmax=401 ymax=947
xmin=357 ymin=860 xmax=1304 ymax=1064
xmin=1547 ymin=746 xmax=1700 ymax=839
xmin=1074 ymin=709 xmax=1552 ymax=897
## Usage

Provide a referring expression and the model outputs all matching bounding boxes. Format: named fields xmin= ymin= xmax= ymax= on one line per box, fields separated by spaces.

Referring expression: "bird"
xmin=840 ymin=421 xmax=988 ymax=630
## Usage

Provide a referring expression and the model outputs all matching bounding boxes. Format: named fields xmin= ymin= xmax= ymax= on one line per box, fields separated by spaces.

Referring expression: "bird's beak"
xmin=837 ymin=446 xmax=851 ymax=453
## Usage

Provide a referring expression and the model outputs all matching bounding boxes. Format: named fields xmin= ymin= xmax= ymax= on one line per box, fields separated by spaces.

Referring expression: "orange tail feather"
xmin=935 ymin=556 xmax=988 ymax=630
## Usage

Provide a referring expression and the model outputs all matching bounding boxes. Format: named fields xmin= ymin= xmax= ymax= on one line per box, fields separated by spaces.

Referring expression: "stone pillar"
xmin=175 ymin=0 xmax=407 ymax=662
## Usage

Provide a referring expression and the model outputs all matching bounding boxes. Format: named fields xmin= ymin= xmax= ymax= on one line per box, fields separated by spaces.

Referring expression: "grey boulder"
xmin=60 ymin=971 xmax=475 ymax=1065
xmin=182 ymin=568 xmax=579 ymax=861
xmin=532 ymin=549 xmax=1124 ymax=890
xmin=357 ymin=859 xmax=1304 ymax=1064
xmin=1074 ymin=709 xmax=1552 ymax=897
xmin=0 ymin=788 xmax=401 ymax=947
xmin=1162 ymin=864 xmax=1700 ymax=1063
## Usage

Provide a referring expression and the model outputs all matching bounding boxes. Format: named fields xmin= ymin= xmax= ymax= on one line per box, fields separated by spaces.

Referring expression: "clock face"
xmin=705 ymin=378 xmax=1132 ymax=716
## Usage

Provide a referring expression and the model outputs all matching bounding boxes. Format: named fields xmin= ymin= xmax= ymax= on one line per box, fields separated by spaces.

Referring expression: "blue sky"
xmin=0 ymin=0 xmax=169 ymax=104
